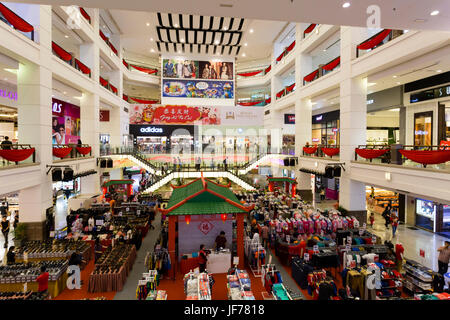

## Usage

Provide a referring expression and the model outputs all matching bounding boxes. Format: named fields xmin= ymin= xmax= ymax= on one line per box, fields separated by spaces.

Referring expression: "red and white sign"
xmin=100 ymin=110 xmax=110 ymax=122
xmin=198 ymin=219 xmax=214 ymax=235
xmin=419 ymin=249 xmax=425 ymax=258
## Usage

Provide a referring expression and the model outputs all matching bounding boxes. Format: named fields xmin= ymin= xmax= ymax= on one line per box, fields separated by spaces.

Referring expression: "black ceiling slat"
xmin=173 ymin=43 xmax=177 ymax=52
xmin=206 ymin=44 xmax=209 ymax=54
xmin=228 ymin=46 xmax=232 ymax=55
xmin=156 ymin=41 xmax=161 ymax=52
xmin=238 ymin=18 xmax=244 ymax=31
xmin=176 ymin=29 xmax=180 ymax=43
xmin=219 ymin=32 xmax=225 ymax=45
xmin=197 ymin=44 xmax=201 ymax=54
xmin=226 ymin=32 xmax=233 ymax=45
xmin=202 ymin=30 xmax=207 ymax=44
xmin=179 ymin=14 xmax=184 ymax=29
xmin=213 ymin=45 xmax=217 ymax=54
xmin=156 ymin=27 xmax=163 ymax=42
xmin=184 ymin=30 xmax=188 ymax=44
xmin=182 ymin=43 xmax=185 ymax=52
xmin=190 ymin=43 xmax=193 ymax=53
xmin=209 ymin=16 xmax=214 ymax=30
xmin=199 ymin=16 xmax=203 ymax=30
xmin=221 ymin=46 xmax=225 ymax=55
xmin=189 ymin=15 xmax=193 ymax=29
xmin=165 ymin=42 xmax=169 ymax=51
xmin=166 ymin=29 xmax=172 ymax=43
xmin=218 ymin=17 xmax=224 ymax=30
xmin=236 ymin=32 xmax=243 ymax=45
xmin=228 ymin=18 xmax=234 ymax=30
xmin=211 ymin=31 xmax=216 ymax=45
xmin=236 ymin=46 xmax=241 ymax=55
xmin=157 ymin=13 xmax=163 ymax=27
xmin=194 ymin=30 xmax=198 ymax=44
xmin=168 ymin=13 xmax=174 ymax=28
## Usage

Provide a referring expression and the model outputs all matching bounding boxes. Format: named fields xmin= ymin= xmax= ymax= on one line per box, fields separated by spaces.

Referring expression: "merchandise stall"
xmin=136 ymin=270 xmax=167 ymax=300
xmin=227 ymin=269 xmax=255 ymax=300
xmin=267 ymin=177 xmax=297 ymax=197
xmin=184 ymin=271 xmax=213 ymax=300
xmin=160 ymin=176 xmax=255 ymax=278
xmin=102 ymin=179 xmax=134 ymax=201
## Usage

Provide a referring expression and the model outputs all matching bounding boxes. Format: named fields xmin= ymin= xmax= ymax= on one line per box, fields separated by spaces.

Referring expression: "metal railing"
xmin=356 ymin=30 xmax=404 ymax=58
xmin=0 ymin=144 xmax=36 ymax=167
xmin=52 ymin=50 xmax=92 ymax=79
xmin=301 ymin=144 xmax=340 ymax=158
xmin=53 ymin=143 xmax=92 ymax=160
xmin=0 ymin=11 xmax=34 ymax=42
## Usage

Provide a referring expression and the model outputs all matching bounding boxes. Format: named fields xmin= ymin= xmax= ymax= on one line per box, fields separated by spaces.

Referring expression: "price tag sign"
xmin=286 ymin=235 xmax=291 ymax=243
xmin=304 ymin=253 xmax=310 ymax=261
xmin=233 ymin=256 xmax=239 ymax=266
xmin=138 ymin=280 xmax=147 ymax=285
xmin=347 ymin=236 xmax=352 ymax=245
xmin=137 ymin=210 xmax=141 ymax=216
xmin=372 ymin=236 xmax=377 ymax=244
xmin=142 ymin=273 xmax=150 ymax=277
xmin=49 ymin=231 xmax=55 ymax=238
xmin=126 ymin=207 xmax=130 ymax=212
xmin=313 ymin=245 xmax=319 ymax=253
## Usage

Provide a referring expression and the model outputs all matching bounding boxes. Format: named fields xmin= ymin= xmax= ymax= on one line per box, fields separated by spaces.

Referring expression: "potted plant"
xmin=13 ymin=223 xmax=27 ymax=246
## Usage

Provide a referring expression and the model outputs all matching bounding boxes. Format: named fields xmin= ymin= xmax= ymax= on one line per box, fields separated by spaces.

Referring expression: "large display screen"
xmin=415 ymin=198 xmax=436 ymax=219
xmin=52 ymin=98 xmax=81 ymax=145
xmin=162 ymin=79 xmax=233 ymax=99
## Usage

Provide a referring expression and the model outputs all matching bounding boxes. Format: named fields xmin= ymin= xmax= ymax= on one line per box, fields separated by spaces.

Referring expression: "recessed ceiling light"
xmin=151 ymin=49 xmax=155 ymax=53
xmin=223 ymin=26 xmax=228 ymax=31
xmin=249 ymin=29 xmax=254 ymax=33
xmin=174 ymin=24 xmax=179 ymax=28
xmin=100 ymin=65 xmax=103 ymax=68
xmin=63 ymin=91 xmax=67 ymax=95
xmin=436 ymin=69 xmax=442 ymax=73
xmin=150 ymin=37 xmax=154 ymax=41
xmin=3 ymin=78 xmax=7 ymax=81
xmin=242 ymin=53 xmax=246 ymax=57
xmin=146 ymin=22 xmax=150 ymax=26
xmin=430 ymin=10 xmax=439 ymax=16
xmin=323 ymin=49 xmax=327 ymax=52
xmin=215 ymin=40 xmax=220 ymax=45
xmin=342 ymin=2 xmax=350 ymax=8
xmin=414 ymin=19 xmax=426 ymax=23
xmin=103 ymin=25 xmax=106 ymax=28
xmin=178 ymin=50 xmax=182 ymax=53
xmin=396 ymin=82 xmax=401 ymax=85
xmin=244 ymin=43 xmax=248 ymax=46
xmin=367 ymin=82 xmax=376 ymax=87
xmin=181 ymin=38 xmax=185 ymax=43
xmin=393 ymin=75 xmax=397 ymax=78
xmin=64 ymin=35 xmax=69 ymax=38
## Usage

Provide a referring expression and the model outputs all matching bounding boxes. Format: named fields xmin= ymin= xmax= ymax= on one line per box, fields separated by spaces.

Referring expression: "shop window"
xmin=414 ymin=111 xmax=433 ymax=146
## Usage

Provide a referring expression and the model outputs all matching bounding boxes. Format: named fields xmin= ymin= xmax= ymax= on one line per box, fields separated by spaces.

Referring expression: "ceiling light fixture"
xmin=146 ymin=22 xmax=150 ymax=26
xmin=367 ymin=82 xmax=376 ymax=87
xmin=150 ymin=37 xmax=154 ymax=41
xmin=414 ymin=19 xmax=426 ymax=23
xmin=151 ymin=49 xmax=155 ymax=53
xmin=64 ymin=35 xmax=69 ymax=38
xmin=436 ymin=69 xmax=442 ymax=73
xmin=215 ymin=40 xmax=220 ymax=45
xmin=396 ymin=82 xmax=401 ymax=85
xmin=430 ymin=10 xmax=439 ymax=16
xmin=242 ymin=53 xmax=246 ymax=57
xmin=393 ymin=75 xmax=397 ymax=78
xmin=63 ymin=91 xmax=67 ymax=95
xmin=323 ymin=49 xmax=327 ymax=52
xmin=342 ymin=2 xmax=351 ymax=8
xmin=244 ymin=43 xmax=248 ymax=46
xmin=4 ymin=68 xmax=17 ymax=74
xmin=249 ymin=29 xmax=254 ymax=33
xmin=181 ymin=38 xmax=185 ymax=43
xmin=174 ymin=23 xmax=179 ymax=28
xmin=223 ymin=26 xmax=228 ymax=30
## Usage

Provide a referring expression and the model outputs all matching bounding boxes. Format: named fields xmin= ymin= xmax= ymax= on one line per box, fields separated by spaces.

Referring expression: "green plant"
xmin=14 ymin=223 xmax=27 ymax=241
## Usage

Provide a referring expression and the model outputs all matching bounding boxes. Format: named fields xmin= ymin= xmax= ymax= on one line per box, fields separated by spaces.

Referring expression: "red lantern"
xmin=185 ymin=215 xmax=191 ymax=225
xmin=221 ymin=214 xmax=227 ymax=223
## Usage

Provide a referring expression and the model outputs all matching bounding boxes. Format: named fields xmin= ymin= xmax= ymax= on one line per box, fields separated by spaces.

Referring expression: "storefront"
xmin=311 ymin=110 xmax=340 ymax=146
xmin=415 ymin=198 xmax=450 ymax=236
xmin=129 ymin=124 xmax=196 ymax=153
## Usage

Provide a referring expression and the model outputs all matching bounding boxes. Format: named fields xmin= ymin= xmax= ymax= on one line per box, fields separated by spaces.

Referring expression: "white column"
xmin=17 ymin=5 xmax=53 ymax=239
xmin=80 ymin=174 xmax=99 ymax=195
xmin=338 ymin=27 xmax=367 ymax=217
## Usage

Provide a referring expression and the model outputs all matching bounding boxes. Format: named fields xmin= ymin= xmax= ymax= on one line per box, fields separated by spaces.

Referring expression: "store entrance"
xmin=136 ymin=136 xmax=167 ymax=153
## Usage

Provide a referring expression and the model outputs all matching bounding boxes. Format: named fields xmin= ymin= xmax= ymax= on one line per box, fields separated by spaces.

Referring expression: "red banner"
xmin=52 ymin=41 xmax=72 ymax=61
xmin=130 ymin=64 xmax=158 ymax=74
xmin=322 ymin=56 xmax=341 ymax=71
xmin=265 ymin=65 xmax=271 ymax=74
xmin=303 ymin=146 xmax=318 ymax=155
xmin=0 ymin=148 xmax=34 ymax=162
xmin=237 ymin=101 xmax=262 ymax=106
xmin=99 ymin=76 xmax=108 ymax=87
xmin=0 ymin=3 xmax=34 ymax=32
xmin=79 ymin=7 xmax=91 ymax=23
xmin=399 ymin=149 xmax=450 ymax=165
xmin=237 ymin=70 xmax=262 ymax=77
xmin=355 ymin=148 xmax=389 ymax=159
xmin=322 ymin=147 xmax=340 ymax=157
xmin=304 ymin=23 xmax=317 ymax=34
xmin=149 ymin=105 xmax=202 ymax=124
xmin=357 ymin=29 xmax=392 ymax=50
xmin=76 ymin=146 xmax=91 ymax=155
xmin=53 ymin=147 xmax=73 ymax=158
xmin=75 ymin=58 xmax=91 ymax=75
xmin=130 ymin=97 xmax=159 ymax=104
xmin=304 ymin=69 xmax=319 ymax=82
xmin=100 ymin=110 xmax=110 ymax=122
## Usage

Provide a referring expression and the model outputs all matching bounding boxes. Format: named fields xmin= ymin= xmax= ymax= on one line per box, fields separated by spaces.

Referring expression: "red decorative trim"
xmin=110 ymin=84 xmax=118 ymax=94
xmin=286 ymin=40 xmax=296 ymax=52
xmin=322 ymin=147 xmax=340 ymax=157
xmin=304 ymin=23 xmax=317 ymax=34
xmin=122 ymin=59 xmax=129 ymax=68
xmin=99 ymin=30 xmax=108 ymax=42
xmin=130 ymin=64 xmax=158 ymax=74
xmin=76 ymin=146 xmax=91 ymax=155
xmin=304 ymin=69 xmax=319 ymax=82
xmin=276 ymin=51 xmax=284 ymax=62
xmin=123 ymin=94 xmax=128 ymax=101
xmin=265 ymin=97 xmax=271 ymax=104
xmin=264 ymin=65 xmax=271 ymax=74
xmin=0 ymin=3 xmax=34 ymax=32
xmin=52 ymin=41 xmax=72 ymax=61
xmin=129 ymin=97 xmax=159 ymax=104
xmin=237 ymin=101 xmax=262 ymax=106
xmin=276 ymin=89 xmax=285 ymax=98
xmin=357 ymin=29 xmax=392 ymax=50
xmin=303 ymin=146 xmax=318 ymax=154
xmin=322 ymin=56 xmax=340 ymax=71
xmin=399 ymin=149 xmax=450 ymax=165
xmin=79 ymin=7 xmax=91 ymax=23
xmin=171 ymin=177 xmax=202 ymax=189
xmin=206 ymin=188 xmax=253 ymax=212
xmin=286 ymin=83 xmax=296 ymax=92
xmin=237 ymin=70 xmax=262 ymax=77
xmin=52 ymin=147 xmax=73 ymax=158
xmin=109 ymin=42 xmax=118 ymax=55
xmin=75 ymin=59 xmax=91 ymax=75
xmin=0 ymin=148 xmax=34 ymax=162
xmin=355 ymin=148 xmax=389 ymax=159
xmin=99 ymin=76 xmax=109 ymax=87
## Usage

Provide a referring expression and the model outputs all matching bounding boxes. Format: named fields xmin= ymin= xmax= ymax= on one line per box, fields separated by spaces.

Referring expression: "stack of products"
xmin=272 ymin=283 xmax=292 ymax=300
xmin=227 ymin=269 xmax=255 ymax=300
xmin=0 ymin=291 xmax=49 ymax=300
xmin=403 ymin=259 xmax=434 ymax=294
xmin=291 ymin=257 xmax=314 ymax=289
xmin=145 ymin=290 xmax=167 ymax=300
xmin=144 ymin=247 xmax=171 ymax=275
xmin=15 ymin=240 xmax=91 ymax=262
xmin=136 ymin=270 xmax=160 ymax=300
xmin=87 ymin=244 xmax=137 ymax=293
xmin=261 ymin=264 xmax=283 ymax=293
xmin=183 ymin=271 xmax=212 ymax=300
xmin=0 ymin=260 xmax=68 ymax=283
xmin=375 ymin=260 xmax=403 ymax=299
xmin=414 ymin=292 xmax=450 ymax=300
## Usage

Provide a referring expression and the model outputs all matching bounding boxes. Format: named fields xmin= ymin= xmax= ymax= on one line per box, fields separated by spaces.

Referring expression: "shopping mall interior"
xmin=0 ymin=0 xmax=448 ymax=303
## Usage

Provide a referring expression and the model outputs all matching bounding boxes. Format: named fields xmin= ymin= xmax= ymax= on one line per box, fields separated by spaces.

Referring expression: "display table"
xmin=206 ymin=251 xmax=231 ymax=274
xmin=0 ymin=272 xmax=68 ymax=298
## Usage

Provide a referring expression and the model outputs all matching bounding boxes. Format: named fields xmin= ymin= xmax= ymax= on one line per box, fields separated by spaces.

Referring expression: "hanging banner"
xmin=163 ymin=59 xmax=233 ymax=80
xmin=162 ymin=79 xmax=234 ymax=99
xmin=52 ymin=98 xmax=80 ymax=145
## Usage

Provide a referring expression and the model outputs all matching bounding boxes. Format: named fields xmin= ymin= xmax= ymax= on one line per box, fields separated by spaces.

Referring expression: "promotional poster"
xmin=162 ymin=79 xmax=234 ymax=99
xmin=52 ymin=98 xmax=81 ymax=145
xmin=163 ymin=59 xmax=233 ymax=80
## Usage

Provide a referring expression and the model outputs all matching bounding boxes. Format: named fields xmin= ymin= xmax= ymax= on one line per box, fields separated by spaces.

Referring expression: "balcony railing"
xmin=123 ymin=95 xmax=160 ymax=104
xmin=275 ymin=40 xmax=296 ymax=65
xmin=0 ymin=3 xmax=35 ymax=41
xmin=123 ymin=59 xmax=159 ymax=76
xmin=356 ymin=29 xmax=405 ymax=58
xmin=52 ymin=41 xmax=91 ymax=78
xmin=302 ymin=144 xmax=340 ymax=158
xmin=303 ymin=23 xmax=317 ymax=38
xmin=0 ymin=144 xmax=36 ymax=168
xmin=236 ymin=97 xmax=270 ymax=107
xmin=53 ymin=144 xmax=92 ymax=161
xmin=79 ymin=7 xmax=91 ymax=25
xmin=276 ymin=83 xmax=296 ymax=100
xmin=303 ymin=56 xmax=340 ymax=85
xmin=236 ymin=65 xmax=271 ymax=79
xmin=99 ymin=30 xmax=118 ymax=57
xmin=99 ymin=76 xmax=118 ymax=96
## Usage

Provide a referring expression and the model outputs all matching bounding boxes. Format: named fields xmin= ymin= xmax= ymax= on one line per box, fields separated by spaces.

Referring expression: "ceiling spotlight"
xmin=414 ymin=19 xmax=426 ymax=23
xmin=174 ymin=23 xmax=179 ymax=28
xmin=178 ymin=50 xmax=182 ymax=53
xmin=63 ymin=91 xmax=67 ymax=95
xmin=146 ymin=22 xmax=150 ymax=26
xmin=430 ymin=10 xmax=439 ymax=16
xmin=150 ymin=37 xmax=154 ymax=41
xmin=323 ymin=49 xmax=327 ymax=52
xmin=396 ymin=82 xmax=401 ymax=85
xmin=103 ymin=25 xmax=106 ymax=28
xmin=151 ymin=49 xmax=155 ymax=53
xmin=244 ymin=43 xmax=248 ymax=46
xmin=249 ymin=29 xmax=254 ymax=33
xmin=215 ymin=40 xmax=220 ymax=44
xmin=242 ymin=53 xmax=246 ymax=57
xmin=181 ymin=38 xmax=185 ymax=43
xmin=436 ymin=69 xmax=442 ymax=73
xmin=223 ymin=26 xmax=228 ymax=30
xmin=342 ymin=2 xmax=350 ymax=8
xmin=393 ymin=75 xmax=397 ymax=78
xmin=64 ymin=35 xmax=69 ymax=38
xmin=367 ymin=82 xmax=376 ymax=87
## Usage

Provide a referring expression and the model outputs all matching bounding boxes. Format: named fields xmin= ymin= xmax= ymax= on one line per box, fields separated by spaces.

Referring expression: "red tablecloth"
xmin=180 ymin=257 xmax=200 ymax=275
xmin=136 ymin=223 xmax=149 ymax=238
xmin=84 ymin=239 xmax=112 ymax=258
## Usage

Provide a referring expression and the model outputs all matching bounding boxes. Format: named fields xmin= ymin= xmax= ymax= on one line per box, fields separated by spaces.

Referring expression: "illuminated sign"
xmin=410 ymin=85 xmax=450 ymax=103
xmin=52 ymin=102 xmax=62 ymax=113
xmin=366 ymin=99 xmax=374 ymax=105
xmin=315 ymin=115 xmax=323 ymax=121
xmin=284 ymin=114 xmax=295 ymax=124
xmin=414 ymin=130 xmax=428 ymax=135
xmin=0 ymin=89 xmax=17 ymax=101
xmin=140 ymin=127 xmax=163 ymax=133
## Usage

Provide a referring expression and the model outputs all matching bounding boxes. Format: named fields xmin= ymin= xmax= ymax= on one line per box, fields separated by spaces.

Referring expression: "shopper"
xmin=223 ymin=157 xmax=228 ymax=171
xmin=390 ymin=212 xmax=398 ymax=238
xmin=320 ymin=188 xmax=325 ymax=201
xmin=199 ymin=244 xmax=208 ymax=273
xmin=369 ymin=212 xmax=375 ymax=228
xmin=36 ymin=265 xmax=49 ymax=294
xmin=94 ymin=238 xmax=104 ymax=263
xmin=437 ymin=241 xmax=450 ymax=275
xmin=1 ymin=216 xmax=9 ymax=248
xmin=214 ymin=231 xmax=227 ymax=250
xmin=381 ymin=203 xmax=391 ymax=229
xmin=6 ymin=246 xmax=15 ymax=265
xmin=261 ymin=222 xmax=269 ymax=248
xmin=1 ymin=136 xmax=13 ymax=165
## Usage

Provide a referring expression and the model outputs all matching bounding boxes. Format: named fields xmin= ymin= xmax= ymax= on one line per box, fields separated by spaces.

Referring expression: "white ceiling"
xmin=10 ymin=0 xmax=450 ymax=31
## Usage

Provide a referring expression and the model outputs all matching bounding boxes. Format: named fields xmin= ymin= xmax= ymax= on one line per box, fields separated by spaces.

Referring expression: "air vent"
xmin=220 ymin=4 xmax=233 ymax=7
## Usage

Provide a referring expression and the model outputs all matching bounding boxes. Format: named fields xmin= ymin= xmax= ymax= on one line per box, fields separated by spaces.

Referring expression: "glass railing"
xmin=52 ymin=42 xmax=92 ymax=78
xmin=0 ymin=144 xmax=36 ymax=168
xmin=303 ymin=56 xmax=340 ymax=85
xmin=356 ymin=29 xmax=405 ymax=58
xmin=52 ymin=144 xmax=92 ymax=161
xmin=0 ymin=5 xmax=35 ymax=42
xmin=123 ymin=59 xmax=159 ymax=76
xmin=301 ymin=144 xmax=340 ymax=159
